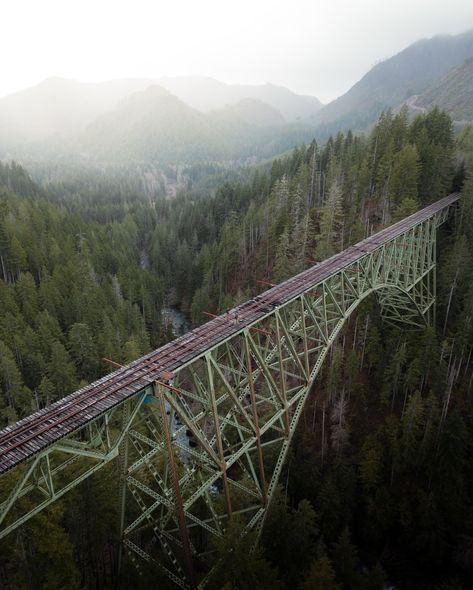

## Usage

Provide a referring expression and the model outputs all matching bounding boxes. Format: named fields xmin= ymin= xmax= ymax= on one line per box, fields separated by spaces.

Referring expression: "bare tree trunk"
xmin=284 ymin=460 xmax=291 ymax=502
xmin=360 ymin=315 xmax=369 ymax=369
xmin=321 ymin=402 xmax=326 ymax=468
xmin=420 ymin=372 xmax=425 ymax=394
xmin=439 ymin=358 xmax=456 ymax=432
xmin=456 ymin=347 xmax=464 ymax=381
xmin=443 ymin=269 xmax=458 ymax=335
xmin=402 ymin=387 xmax=409 ymax=415
xmin=352 ymin=315 xmax=358 ymax=350
xmin=310 ymin=153 xmax=317 ymax=207
xmin=0 ymin=255 xmax=7 ymax=283
xmin=463 ymin=345 xmax=472 ymax=379
xmin=369 ymin=135 xmax=378 ymax=198
xmin=446 ymin=339 xmax=455 ymax=376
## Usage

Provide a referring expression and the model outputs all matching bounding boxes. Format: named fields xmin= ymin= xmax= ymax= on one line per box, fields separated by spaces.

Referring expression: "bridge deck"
xmin=0 ymin=193 xmax=459 ymax=474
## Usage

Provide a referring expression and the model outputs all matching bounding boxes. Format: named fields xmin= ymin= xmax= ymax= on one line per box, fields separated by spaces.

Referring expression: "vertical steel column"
xmin=300 ymin=297 xmax=310 ymax=377
xmin=244 ymin=335 xmax=268 ymax=505
xmin=155 ymin=383 xmax=196 ymax=589
xmin=206 ymin=354 xmax=233 ymax=518
xmin=274 ymin=311 xmax=291 ymax=436
xmin=118 ymin=400 xmax=130 ymax=578
xmin=432 ymin=219 xmax=437 ymax=326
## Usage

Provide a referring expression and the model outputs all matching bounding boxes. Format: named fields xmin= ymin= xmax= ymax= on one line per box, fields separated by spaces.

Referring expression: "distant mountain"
xmin=210 ymin=98 xmax=285 ymax=127
xmin=0 ymin=77 xmax=158 ymax=146
xmin=79 ymin=86 xmax=230 ymax=162
xmin=0 ymin=75 xmax=322 ymax=154
xmin=157 ymin=76 xmax=323 ymax=121
xmin=407 ymin=57 xmax=473 ymax=123
xmin=77 ymin=86 xmax=318 ymax=164
xmin=313 ymin=29 xmax=473 ymax=134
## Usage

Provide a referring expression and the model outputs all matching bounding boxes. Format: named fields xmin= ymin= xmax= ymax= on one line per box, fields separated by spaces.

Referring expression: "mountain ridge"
xmin=77 ymin=85 xmax=318 ymax=164
xmin=409 ymin=57 xmax=473 ymax=123
xmin=0 ymin=76 xmax=323 ymax=151
xmin=157 ymin=76 xmax=323 ymax=121
xmin=312 ymin=28 xmax=473 ymax=134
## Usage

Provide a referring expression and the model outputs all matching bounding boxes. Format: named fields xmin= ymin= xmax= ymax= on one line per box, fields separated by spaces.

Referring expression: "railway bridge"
xmin=0 ymin=193 xmax=459 ymax=588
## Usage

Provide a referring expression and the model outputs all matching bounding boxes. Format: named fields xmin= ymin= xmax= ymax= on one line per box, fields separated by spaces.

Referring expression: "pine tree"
xmin=273 ymin=228 xmax=291 ymax=282
xmin=0 ymin=340 xmax=31 ymax=419
xmin=359 ymin=436 xmax=384 ymax=493
xmin=392 ymin=196 xmax=420 ymax=222
xmin=389 ymin=143 xmax=420 ymax=208
xmin=401 ymin=390 xmax=425 ymax=466
xmin=410 ymin=108 xmax=454 ymax=204
xmin=331 ymin=527 xmax=359 ymax=589
xmin=47 ymin=341 xmax=78 ymax=400
xmin=8 ymin=235 xmax=27 ymax=280
xmin=315 ymin=180 xmax=344 ymax=260
xmin=68 ymin=323 xmax=98 ymax=381
xmin=15 ymin=271 xmax=39 ymax=326
xmin=301 ymin=552 xmax=341 ymax=590
xmin=209 ymin=519 xmax=282 ymax=590
xmin=123 ymin=338 xmax=141 ymax=363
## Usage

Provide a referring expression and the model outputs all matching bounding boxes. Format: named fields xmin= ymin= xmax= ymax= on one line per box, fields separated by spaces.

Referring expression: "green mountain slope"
xmin=412 ymin=57 xmax=473 ymax=122
xmin=79 ymin=86 xmax=230 ymax=162
xmin=212 ymin=98 xmax=286 ymax=127
xmin=0 ymin=76 xmax=322 ymax=153
xmin=0 ymin=77 xmax=157 ymax=146
xmin=157 ymin=76 xmax=323 ymax=121
xmin=78 ymin=86 xmax=318 ymax=164
xmin=313 ymin=29 xmax=473 ymax=134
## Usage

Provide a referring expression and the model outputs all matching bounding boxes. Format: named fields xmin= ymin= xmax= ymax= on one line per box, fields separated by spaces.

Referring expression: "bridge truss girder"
xmin=0 ymin=208 xmax=451 ymax=588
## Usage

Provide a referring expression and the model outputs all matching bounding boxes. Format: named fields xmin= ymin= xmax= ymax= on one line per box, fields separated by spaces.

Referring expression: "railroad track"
xmin=0 ymin=193 xmax=459 ymax=474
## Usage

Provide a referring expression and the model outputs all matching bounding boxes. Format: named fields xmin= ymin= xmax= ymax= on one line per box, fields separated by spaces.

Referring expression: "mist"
xmin=2 ymin=0 xmax=473 ymax=102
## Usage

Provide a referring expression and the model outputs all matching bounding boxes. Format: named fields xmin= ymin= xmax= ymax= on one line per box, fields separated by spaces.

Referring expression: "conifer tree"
xmin=47 ymin=341 xmax=78 ymax=399
xmin=301 ymin=552 xmax=341 ymax=590
xmin=315 ymin=180 xmax=344 ymax=260
xmin=331 ymin=527 xmax=359 ymax=589
xmin=390 ymin=143 xmax=420 ymax=207
xmin=68 ymin=323 xmax=98 ymax=381
xmin=273 ymin=228 xmax=291 ymax=282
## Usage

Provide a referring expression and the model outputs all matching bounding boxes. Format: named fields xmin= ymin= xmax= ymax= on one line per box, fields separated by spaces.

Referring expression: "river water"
xmin=161 ymin=306 xmax=194 ymax=462
xmin=161 ymin=306 xmax=191 ymax=337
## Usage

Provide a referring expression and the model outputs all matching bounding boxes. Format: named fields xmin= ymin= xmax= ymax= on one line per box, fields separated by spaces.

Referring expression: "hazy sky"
xmin=2 ymin=0 xmax=473 ymax=103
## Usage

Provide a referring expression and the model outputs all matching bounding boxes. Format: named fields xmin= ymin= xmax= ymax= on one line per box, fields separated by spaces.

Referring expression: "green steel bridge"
xmin=0 ymin=193 xmax=459 ymax=588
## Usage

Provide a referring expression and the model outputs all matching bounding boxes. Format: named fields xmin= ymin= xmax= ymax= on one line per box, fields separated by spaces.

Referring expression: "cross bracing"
xmin=0 ymin=193 xmax=459 ymax=588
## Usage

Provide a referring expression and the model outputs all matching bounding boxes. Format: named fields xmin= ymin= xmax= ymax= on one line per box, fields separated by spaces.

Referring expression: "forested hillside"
xmin=312 ymin=28 xmax=473 ymax=136
xmin=0 ymin=108 xmax=472 ymax=589
xmin=188 ymin=109 xmax=473 ymax=590
xmin=0 ymin=76 xmax=322 ymax=149
xmin=189 ymin=107 xmax=456 ymax=320
xmin=412 ymin=57 xmax=473 ymax=123
xmin=0 ymin=164 xmax=166 ymax=424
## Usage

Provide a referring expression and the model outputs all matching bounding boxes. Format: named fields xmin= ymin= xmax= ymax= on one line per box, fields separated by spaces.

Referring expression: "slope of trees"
xmin=189 ymin=107 xmax=455 ymax=322
xmin=0 ymin=110 xmax=471 ymax=589
xmin=0 ymin=178 xmax=165 ymax=424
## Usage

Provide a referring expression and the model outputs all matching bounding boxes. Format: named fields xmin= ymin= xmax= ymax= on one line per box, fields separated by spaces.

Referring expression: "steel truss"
xmin=0 ymin=205 xmax=454 ymax=588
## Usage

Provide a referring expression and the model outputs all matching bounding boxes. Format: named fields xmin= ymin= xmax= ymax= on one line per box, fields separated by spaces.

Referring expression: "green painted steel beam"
xmin=0 ymin=201 xmax=458 ymax=589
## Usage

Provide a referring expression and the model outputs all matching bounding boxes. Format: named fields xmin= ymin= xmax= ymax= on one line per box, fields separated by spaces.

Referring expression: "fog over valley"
xmin=1 ymin=2 xmax=473 ymax=590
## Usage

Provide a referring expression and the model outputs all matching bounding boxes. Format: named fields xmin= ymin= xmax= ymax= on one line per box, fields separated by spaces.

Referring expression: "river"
xmin=161 ymin=306 xmax=191 ymax=337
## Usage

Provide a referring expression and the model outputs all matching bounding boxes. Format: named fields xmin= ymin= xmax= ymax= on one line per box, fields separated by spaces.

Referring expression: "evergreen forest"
xmin=1 ymin=108 xmax=473 ymax=589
